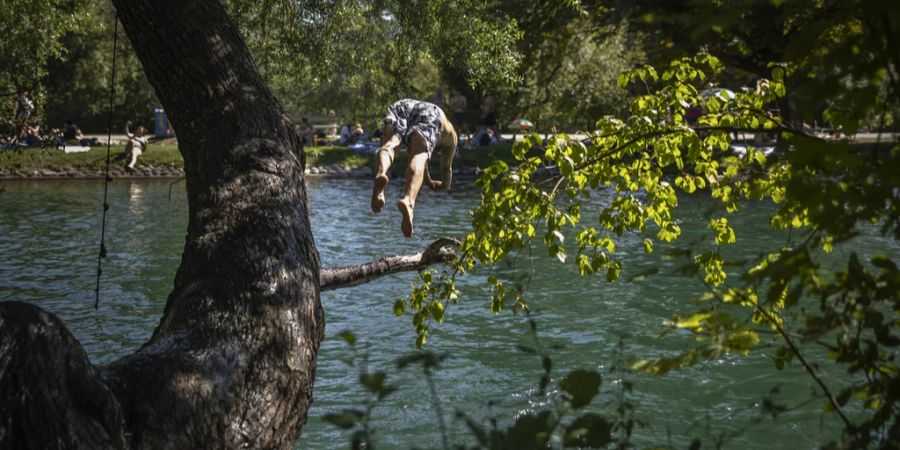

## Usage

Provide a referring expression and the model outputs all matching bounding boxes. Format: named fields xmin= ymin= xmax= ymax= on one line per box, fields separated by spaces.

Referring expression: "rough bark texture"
xmin=0 ymin=302 xmax=127 ymax=449
xmin=0 ymin=2 xmax=457 ymax=448
xmin=320 ymin=237 xmax=459 ymax=291
xmin=2 ymin=1 xmax=322 ymax=449
xmin=102 ymin=1 xmax=323 ymax=448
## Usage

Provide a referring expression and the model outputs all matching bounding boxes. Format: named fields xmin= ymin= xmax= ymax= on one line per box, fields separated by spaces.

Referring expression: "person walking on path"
xmin=370 ymin=99 xmax=457 ymax=238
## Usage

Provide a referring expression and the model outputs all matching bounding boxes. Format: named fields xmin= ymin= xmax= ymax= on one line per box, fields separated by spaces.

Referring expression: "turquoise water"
xmin=1 ymin=178 xmax=895 ymax=448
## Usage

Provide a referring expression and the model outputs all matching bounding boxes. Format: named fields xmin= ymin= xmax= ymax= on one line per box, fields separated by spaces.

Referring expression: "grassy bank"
xmin=0 ymin=142 xmax=517 ymax=173
xmin=0 ymin=145 xmax=183 ymax=171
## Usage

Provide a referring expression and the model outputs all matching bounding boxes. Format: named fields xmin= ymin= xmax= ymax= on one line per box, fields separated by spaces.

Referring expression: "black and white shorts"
xmin=383 ymin=99 xmax=444 ymax=156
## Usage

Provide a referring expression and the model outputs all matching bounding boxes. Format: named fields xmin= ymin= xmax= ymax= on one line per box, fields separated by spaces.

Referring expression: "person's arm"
xmin=428 ymin=124 xmax=457 ymax=191
xmin=124 ymin=121 xmax=135 ymax=139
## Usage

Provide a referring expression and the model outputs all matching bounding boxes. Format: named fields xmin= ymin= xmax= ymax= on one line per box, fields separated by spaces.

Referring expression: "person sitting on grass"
xmin=61 ymin=119 xmax=99 ymax=146
xmin=352 ymin=122 xmax=365 ymax=142
xmin=124 ymin=121 xmax=149 ymax=173
xmin=297 ymin=117 xmax=315 ymax=145
xmin=17 ymin=122 xmax=41 ymax=146
xmin=339 ymin=120 xmax=352 ymax=145
xmin=371 ymin=99 xmax=458 ymax=238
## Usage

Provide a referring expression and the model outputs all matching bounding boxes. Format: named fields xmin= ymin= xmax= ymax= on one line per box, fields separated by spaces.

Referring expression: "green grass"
xmin=0 ymin=141 xmax=518 ymax=172
xmin=0 ymin=145 xmax=183 ymax=170
xmin=303 ymin=146 xmax=373 ymax=167
xmin=456 ymin=142 xmax=517 ymax=167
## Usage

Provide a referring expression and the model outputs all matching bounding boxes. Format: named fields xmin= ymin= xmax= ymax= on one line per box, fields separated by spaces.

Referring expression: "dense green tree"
xmin=2 ymin=0 xmax=898 ymax=447
xmin=484 ymin=1 xmax=639 ymax=130
xmin=1 ymin=0 xmax=157 ymax=133
xmin=0 ymin=1 xmax=457 ymax=448
xmin=42 ymin=0 xmax=158 ymax=132
xmin=392 ymin=0 xmax=900 ymax=447
xmin=597 ymin=0 xmax=900 ymax=128
xmin=0 ymin=0 xmax=87 ymax=94
xmin=0 ymin=0 xmax=89 ymax=132
xmin=219 ymin=0 xmax=522 ymax=122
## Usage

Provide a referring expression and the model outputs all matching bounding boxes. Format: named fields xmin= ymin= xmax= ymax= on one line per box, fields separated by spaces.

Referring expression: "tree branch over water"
xmin=320 ymin=237 xmax=460 ymax=291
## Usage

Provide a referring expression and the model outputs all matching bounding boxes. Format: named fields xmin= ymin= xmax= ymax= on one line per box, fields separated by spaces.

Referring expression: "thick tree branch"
xmin=320 ymin=237 xmax=460 ymax=291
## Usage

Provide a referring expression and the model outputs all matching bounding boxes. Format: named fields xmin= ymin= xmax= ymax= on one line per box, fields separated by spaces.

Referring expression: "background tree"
xmin=0 ymin=1 xmax=457 ymax=448
xmin=597 ymin=0 xmax=900 ymax=128
xmin=393 ymin=0 xmax=899 ymax=446
xmin=218 ymin=0 xmax=522 ymax=123
xmin=0 ymin=0 xmax=90 ymax=134
xmin=42 ymin=0 xmax=158 ymax=131
xmin=11 ymin=0 xmax=652 ymax=133
xmin=486 ymin=1 xmax=642 ymax=130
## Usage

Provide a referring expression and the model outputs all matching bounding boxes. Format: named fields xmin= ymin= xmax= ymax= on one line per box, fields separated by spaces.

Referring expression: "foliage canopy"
xmin=388 ymin=1 xmax=900 ymax=447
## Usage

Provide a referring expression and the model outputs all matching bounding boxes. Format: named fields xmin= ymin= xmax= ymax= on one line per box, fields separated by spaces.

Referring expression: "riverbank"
xmin=0 ymin=143 xmax=514 ymax=180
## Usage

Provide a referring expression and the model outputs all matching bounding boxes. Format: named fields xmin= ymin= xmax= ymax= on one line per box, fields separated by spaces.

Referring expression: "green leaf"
xmin=506 ymin=411 xmax=556 ymax=448
xmin=772 ymin=66 xmax=785 ymax=81
xmin=563 ymin=413 xmax=613 ymax=448
xmin=724 ymin=330 xmax=761 ymax=355
xmin=359 ymin=372 xmax=397 ymax=400
xmin=430 ymin=301 xmax=445 ymax=323
xmin=395 ymin=351 xmax=446 ymax=370
xmin=338 ymin=330 xmax=356 ymax=346
xmin=556 ymin=248 xmax=568 ymax=264
xmin=708 ymin=218 xmax=736 ymax=246
xmin=323 ymin=409 xmax=364 ymax=429
xmin=606 ymin=261 xmax=621 ymax=282
xmin=643 ymin=238 xmax=654 ymax=254
xmin=674 ymin=311 xmax=714 ymax=330
xmin=559 ymin=370 xmax=602 ymax=409
xmin=393 ymin=299 xmax=406 ymax=316
xmin=631 ymin=349 xmax=698 ymax=375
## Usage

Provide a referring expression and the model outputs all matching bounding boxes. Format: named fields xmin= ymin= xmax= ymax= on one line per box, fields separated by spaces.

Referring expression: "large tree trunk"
xmin=103 ymin=1 xmax=323 ymax=448
xmin=0 ymin=2 xmax=460 ymax=448
xmin=3 ymin=1 xmax=322 ymax=448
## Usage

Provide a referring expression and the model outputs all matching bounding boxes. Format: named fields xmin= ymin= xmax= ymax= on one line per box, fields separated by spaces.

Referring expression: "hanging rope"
xmin=95 ymin=16 xmax=120 ymax=309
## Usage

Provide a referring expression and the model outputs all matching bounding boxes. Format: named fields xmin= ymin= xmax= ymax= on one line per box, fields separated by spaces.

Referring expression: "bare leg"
xmin=124 ymin=145 xmax=139 ymax=171
xmin=398 ymin=133 xmax=429 ymax=238
xmin=372 ymin=131 xmax=399 ymax=213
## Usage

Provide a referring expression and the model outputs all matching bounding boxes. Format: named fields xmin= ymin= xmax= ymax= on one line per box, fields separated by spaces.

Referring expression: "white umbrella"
xmin=700 ymin=87 xmax=736 ymax=101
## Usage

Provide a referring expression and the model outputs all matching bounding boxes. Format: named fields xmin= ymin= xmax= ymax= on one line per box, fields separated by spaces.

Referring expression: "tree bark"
xmin=103 ymin=1 xmax=322 ymax=448
xmin=3 ymin=1 xmax=321 ymax=448
xmin=320 ymin=237 xmax=459 ymax=291
xmin=0 ymin=302 xmax=127 ymax=449
xmin=0 ymin=2 xmax=460 ymax=449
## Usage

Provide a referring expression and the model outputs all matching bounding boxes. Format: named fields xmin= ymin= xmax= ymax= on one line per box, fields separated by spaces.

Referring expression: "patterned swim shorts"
xmin=383 ymin=99 xmax=444 ymax=155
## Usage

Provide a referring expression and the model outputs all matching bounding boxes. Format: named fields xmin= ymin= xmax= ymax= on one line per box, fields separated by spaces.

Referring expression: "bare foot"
xmin=371 ymin=174 xmax=388 ymax=213
xmin=397 ymin=199 xmax=414 ymax=238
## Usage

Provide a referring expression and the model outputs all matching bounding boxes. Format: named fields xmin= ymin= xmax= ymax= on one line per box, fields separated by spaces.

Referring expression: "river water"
xmin=1 ymin=178 xmax=895 ymax=449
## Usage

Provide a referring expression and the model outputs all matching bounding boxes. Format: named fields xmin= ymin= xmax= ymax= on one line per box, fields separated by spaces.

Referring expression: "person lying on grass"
xmin=371 ymin=99 xmax=457 ymax=238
